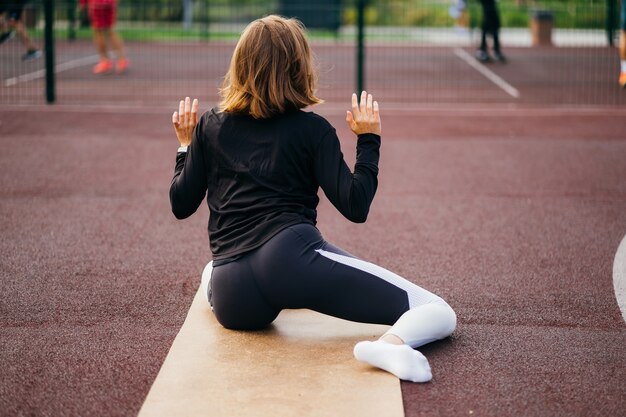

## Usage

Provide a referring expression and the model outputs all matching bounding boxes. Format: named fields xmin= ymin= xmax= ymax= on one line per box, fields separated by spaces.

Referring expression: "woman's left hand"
xmin=172 ymin=97 xmax=199 ymax=146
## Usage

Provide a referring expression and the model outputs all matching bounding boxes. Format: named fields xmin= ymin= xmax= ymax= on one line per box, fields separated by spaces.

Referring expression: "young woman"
xmin=169 ymin=15 xmax=456 ymax=383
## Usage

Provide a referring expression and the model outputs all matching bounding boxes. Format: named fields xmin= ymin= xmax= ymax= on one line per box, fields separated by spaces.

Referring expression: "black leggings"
xmin=479 ymin=0 xmax=501 ymax=52
xmin=207 ymin=223 xmax=442 ymax=330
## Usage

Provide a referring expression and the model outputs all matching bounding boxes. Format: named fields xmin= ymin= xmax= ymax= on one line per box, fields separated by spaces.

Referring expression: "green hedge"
xmin=84 ymin=0 xmax=613 ymax=30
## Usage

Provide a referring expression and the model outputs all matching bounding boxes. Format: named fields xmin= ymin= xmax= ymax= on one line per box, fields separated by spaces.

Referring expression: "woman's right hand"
xmin=346 ymin=91 xmax=381 ymax=136
xmin=172 ymin=97 xmax=199 ymax=146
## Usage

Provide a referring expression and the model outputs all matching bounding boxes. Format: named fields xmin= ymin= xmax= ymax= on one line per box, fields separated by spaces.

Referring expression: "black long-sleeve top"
xmin=169 ymin=107 xmax=381 ymax=260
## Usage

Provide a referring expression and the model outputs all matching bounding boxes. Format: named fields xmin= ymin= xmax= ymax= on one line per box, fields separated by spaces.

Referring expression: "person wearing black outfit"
xmin=619 ymin=0 xmax=626 ymax=87
xmin=169 ymin=15 xmax=456 ymax=383
xmin=476 ymin=0 xmax=506 ymax=62
xmin=0 ymin=0 xmax=41 ymax=61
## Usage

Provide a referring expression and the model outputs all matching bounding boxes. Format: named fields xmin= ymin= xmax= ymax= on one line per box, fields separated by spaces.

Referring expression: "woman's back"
xmin=203 ymin=108 xmax=330 ymax=258
xmin=171 ymin=106 xmax=380 ymax=260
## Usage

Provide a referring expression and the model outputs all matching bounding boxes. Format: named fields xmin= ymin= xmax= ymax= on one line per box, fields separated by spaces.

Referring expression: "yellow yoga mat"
xmin=138 ymin=288 xmax=404 ymax=417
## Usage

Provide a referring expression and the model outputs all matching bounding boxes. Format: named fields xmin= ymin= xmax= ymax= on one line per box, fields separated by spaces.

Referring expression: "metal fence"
xmin=1 ymin=0 xmax=624 ymax=107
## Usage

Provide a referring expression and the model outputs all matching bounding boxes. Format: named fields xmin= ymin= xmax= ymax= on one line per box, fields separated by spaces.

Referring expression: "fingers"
xmin=174 ymin=97 xmax=199 ymax=126
xmin=346 ymin=110 xmax=354 ymax=127
xmin=191 ymin=98 xmax=199 ymax=125
xmin=184 ymin=97 xmax=191 ymax=122
xmin=359 ymin=91 xmax=367 ymax=114
xmin=178 ymin=100 xmax=184 ymax=122
xmin=352 ymin=91 xmax=375 ymax=117
xmin=373 ymin=100 xmax=381 ymax=133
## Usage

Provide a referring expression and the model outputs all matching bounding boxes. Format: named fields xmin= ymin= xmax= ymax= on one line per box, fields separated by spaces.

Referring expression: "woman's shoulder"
xmin=196 ymin=107 xmax=230 ymax=136
xmin=292 ymin=109 xmax=334 ymax=132
xmin=198 ymin=107 xmax=334 ymax=135
xmin=200 ymin=107 xmax=226 ymax=124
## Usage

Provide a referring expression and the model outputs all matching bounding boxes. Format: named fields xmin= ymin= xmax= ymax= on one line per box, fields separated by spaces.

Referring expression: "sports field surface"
xmin=1 ymin=36 xmax=626 ymax=416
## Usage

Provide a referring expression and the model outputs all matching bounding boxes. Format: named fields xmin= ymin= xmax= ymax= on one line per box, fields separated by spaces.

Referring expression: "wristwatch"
xmin=177 ymin=145 xmax=188 ymax=153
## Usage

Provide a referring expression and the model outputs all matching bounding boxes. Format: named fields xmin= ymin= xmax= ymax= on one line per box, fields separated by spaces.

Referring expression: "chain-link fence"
xmin=1 ymin=0 xmax=624 ymax=106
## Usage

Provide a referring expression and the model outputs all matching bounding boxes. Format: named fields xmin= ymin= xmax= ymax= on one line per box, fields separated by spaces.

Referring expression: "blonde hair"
xmin=219 ymin=15 xmax=322 ymax=119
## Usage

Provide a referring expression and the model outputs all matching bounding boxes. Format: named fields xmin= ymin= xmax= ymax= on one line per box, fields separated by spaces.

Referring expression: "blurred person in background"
xmin=449 ymin=0 xmax=469 ymax=37
xmin=79 ymin=0 xmax=128 ymax=74
xmin=475 ymin=0 xmax=506 ymax=62
xmin=0 ymin=0 xmax=42 ymax=61
xmin=619 ymin=0 xmax=626 ymax=88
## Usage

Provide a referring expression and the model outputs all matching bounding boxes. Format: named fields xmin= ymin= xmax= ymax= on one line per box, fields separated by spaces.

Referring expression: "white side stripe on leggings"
xmin=315 ymin=249 xmax=443 ymax=309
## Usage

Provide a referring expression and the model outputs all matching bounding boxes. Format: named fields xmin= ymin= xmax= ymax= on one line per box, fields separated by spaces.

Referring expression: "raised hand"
xmin=172 ymin=97 xmax=199 ymax=146
xmin=345 ymin=91 xmax=381 ymax=136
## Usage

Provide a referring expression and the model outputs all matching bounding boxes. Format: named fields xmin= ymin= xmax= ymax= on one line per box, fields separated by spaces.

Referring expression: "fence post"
xmin=44 ymin=0 xmax=55 ymax=104
xmin=204 ymin=0 xmax=210 ymax=39
xmin=356 ymin=0 xmax=365 ymax=94
xmin=68 ymin=0 xmax=76 ymax=41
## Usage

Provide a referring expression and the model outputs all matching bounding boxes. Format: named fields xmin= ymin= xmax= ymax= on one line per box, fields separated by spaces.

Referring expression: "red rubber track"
xmin=0 ymin=106 xmax=625 ymax=416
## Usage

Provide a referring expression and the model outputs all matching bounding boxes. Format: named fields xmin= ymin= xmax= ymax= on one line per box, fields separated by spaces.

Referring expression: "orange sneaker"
xmin=620 ymin=72 xmax=626 ymax=89
xmin=93 ymin=59 xmax=113 ymax=75
xmin=116 ymin=58 xmax=129 ymax=74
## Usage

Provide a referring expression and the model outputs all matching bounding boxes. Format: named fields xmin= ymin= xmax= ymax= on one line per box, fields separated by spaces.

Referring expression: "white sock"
xmin=201 ymin=261 xmax=213 ymax=306
xmin=621 ymin=60 xmax=626 ymax=73
xmin=353 ymin=340 xmax=432 ymax=383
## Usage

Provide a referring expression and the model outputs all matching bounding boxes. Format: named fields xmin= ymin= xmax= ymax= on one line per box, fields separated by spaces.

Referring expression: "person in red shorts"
xmin=79 ymin=0 xmax=128 ymax=74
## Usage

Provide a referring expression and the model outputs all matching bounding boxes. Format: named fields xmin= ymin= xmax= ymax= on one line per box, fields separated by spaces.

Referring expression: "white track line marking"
xmin=453 ymin=47 xmax=520 ymax=99
xmin=613 ymin=234 xmax=626 ymax=322
xmin=4 ymin=55 xmax=100 ymax=87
